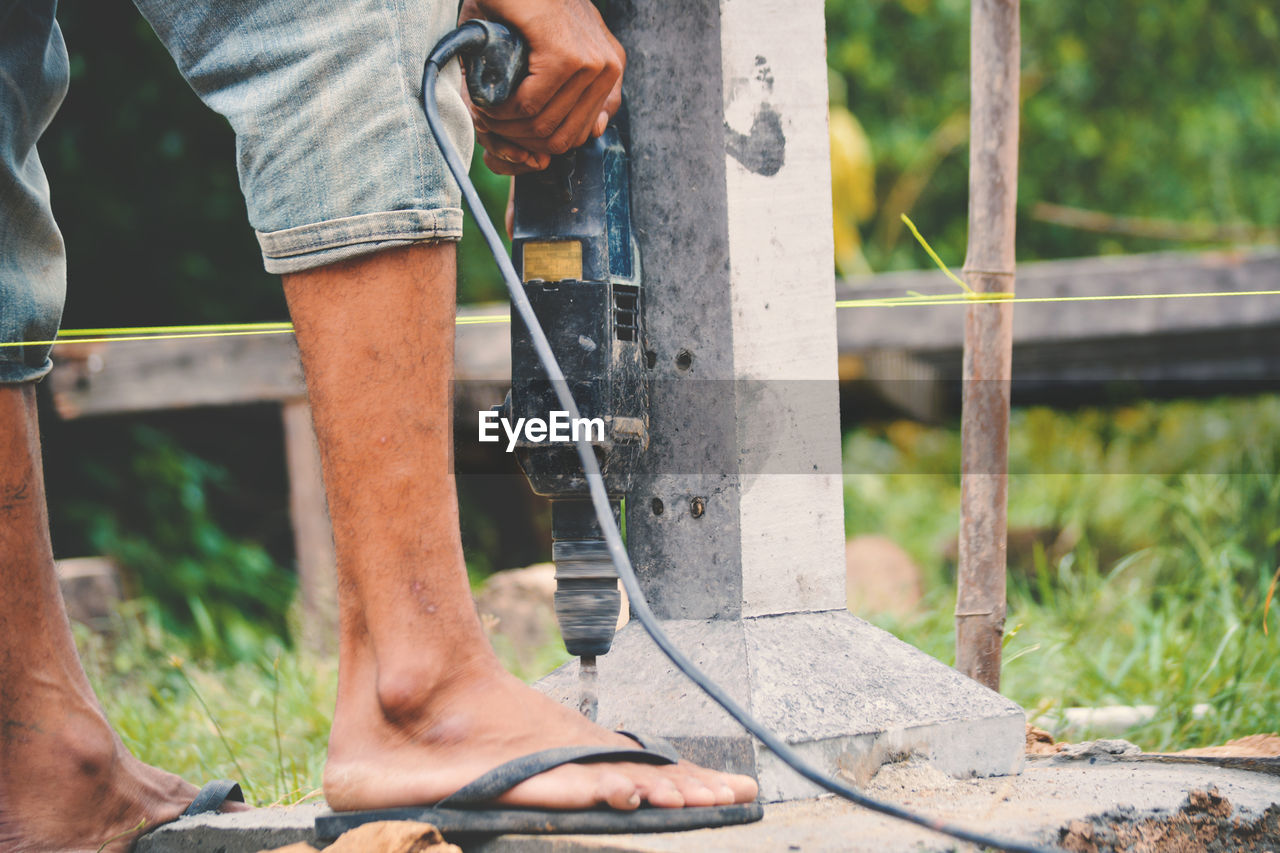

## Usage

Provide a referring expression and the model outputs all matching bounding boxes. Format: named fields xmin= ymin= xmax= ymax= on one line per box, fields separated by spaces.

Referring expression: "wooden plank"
xmin=837 ymin=249 xmax=1280 ymax=357
xmin=47 ymin=304 xmax=511 ymax=418
xmin=281 ymin=399 xmax=337 ymax=656
xmin=836 ymin=250 xmax=1280 ymax=411
xmin=46 ymin=251 xmax=1280 ymax=421
xmin=48 ymin=333 xmax=306 ymax=419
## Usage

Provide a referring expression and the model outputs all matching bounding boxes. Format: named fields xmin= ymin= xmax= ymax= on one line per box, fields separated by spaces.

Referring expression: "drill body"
xmin=505 ymin=123 xmax=647 ymax=659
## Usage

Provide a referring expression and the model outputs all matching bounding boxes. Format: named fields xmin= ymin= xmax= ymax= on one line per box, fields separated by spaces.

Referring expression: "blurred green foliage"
xmin=826 ymin=0 xmax=1280 ymax=272
xmin=63 ymin=426 xmax=296 ymax=661
xmin=845 ymin=395 xmax=1280 ymax=748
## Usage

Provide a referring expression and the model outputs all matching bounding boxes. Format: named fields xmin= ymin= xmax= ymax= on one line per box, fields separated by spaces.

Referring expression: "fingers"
xmin=472 ymin=44 xmax=622 ymax=154
xmin=481 ymin=149 xmax=537 ymax=177
xmin=462 ymin=0 xmax=626 ymax=172
xmin=547 ymin=61 xmax=620 ymax=152
xmin=476 ymin=131 xmax=548 ymax=176
xmin=471 ymin=67 xmax=595 ymax=146
xmin=598 ymin=71 xmax=623 ymax=135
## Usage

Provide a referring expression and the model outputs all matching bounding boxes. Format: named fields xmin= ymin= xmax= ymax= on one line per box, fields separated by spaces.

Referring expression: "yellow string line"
xmin=3 ymin=330 xmax=297 ymax=348
xmin=7 ymin=280 xmax=1280 ymax=350
xmin=57 ymin=321 xmax=294 ymax=336
xmin=0 ymin=314 xmax=514 ymax=349
xmin=835 ymin=289 xmax=1280 ymax=309
xmin=4 ymin=288 xmax=1279 ymax=349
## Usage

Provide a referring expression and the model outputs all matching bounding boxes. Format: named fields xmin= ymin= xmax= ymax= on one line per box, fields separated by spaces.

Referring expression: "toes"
xmin=725 ymin=771 xmax=759 ymax=803
xmin=672 ymin=774 xmax=719 ymax=807
xmin=673 ymin=762 xmax=752 ymax=805
xmin=635 ymin=771 xmax=685 ymax=808
xmin=596 ymin=770 xmax=642 ymax=810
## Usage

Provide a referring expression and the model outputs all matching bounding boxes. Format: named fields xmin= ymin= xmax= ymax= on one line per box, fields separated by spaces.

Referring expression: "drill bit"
xmin=578 ymin=655 xmax=599 ymax=721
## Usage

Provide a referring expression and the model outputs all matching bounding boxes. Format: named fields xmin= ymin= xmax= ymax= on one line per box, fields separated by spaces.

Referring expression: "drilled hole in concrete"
xmin=675 ymin=349 xmax=693 ymax=371
xmin=644 ymin=349 xmax=657 ymax=369
xmin=691 ymin=497 xmax=706 ymax=518
xmin=651 ymin=497 xmax=664 ymax=516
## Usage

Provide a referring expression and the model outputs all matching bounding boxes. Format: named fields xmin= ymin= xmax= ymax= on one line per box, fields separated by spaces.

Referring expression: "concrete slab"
xmin=137 ymin=756 xmax=1280 ymax=853
xmin=537 ymin=611 xmax=1026 ymax=801
xmin=137 ymin=804 xmax=325 ymax=853
xmin=472 ymin=756 xmax=1280 ymax=853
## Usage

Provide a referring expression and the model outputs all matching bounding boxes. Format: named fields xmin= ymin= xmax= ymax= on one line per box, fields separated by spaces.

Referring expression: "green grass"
xmin=78 ymin=395 xmax=1280 ymax=800
xmin=76 ymin=609 xmax=333 ymax=806
xmin=77 ymin=604 xmax=570 ymax=805
xmin=845 ymin=394 xmax=1280 ymax=750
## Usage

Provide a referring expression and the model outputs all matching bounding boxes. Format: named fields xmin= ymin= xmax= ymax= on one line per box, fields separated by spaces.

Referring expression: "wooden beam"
xmin=837 ymin=249 xmax=1280 ymax=355
xmin=47 ymin=304 xmax=511 ymax=418
xmin=47 ymin=254 xmax=1280 ymax=421
xmin=836 ymin=250 xmax=1280 ymax=408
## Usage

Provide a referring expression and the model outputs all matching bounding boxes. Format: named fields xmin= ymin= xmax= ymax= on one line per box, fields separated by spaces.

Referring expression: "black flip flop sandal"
xmin=315 ymin=733 xmax=762 ymax=839
xmin=182 ymin=779 xmax=246 ymax=816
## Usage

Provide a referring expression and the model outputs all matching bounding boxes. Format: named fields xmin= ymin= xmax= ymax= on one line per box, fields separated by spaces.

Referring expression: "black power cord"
xmin=423 ymin=24 xmax=1057 ymax=853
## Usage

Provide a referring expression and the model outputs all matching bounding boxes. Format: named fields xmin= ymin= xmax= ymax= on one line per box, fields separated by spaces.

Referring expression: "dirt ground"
xmin=1059 ymin=787 xmax=1280 ymax=853
xmin=1031 ymin=725 xmax=1280 ymax=852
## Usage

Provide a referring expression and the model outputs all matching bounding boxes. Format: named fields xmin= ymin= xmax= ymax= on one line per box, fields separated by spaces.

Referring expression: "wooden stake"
xmin=282 ymin=398 xmax=338 ymax=656
xmin=957 ymin=0 xmax=1019 ymax=691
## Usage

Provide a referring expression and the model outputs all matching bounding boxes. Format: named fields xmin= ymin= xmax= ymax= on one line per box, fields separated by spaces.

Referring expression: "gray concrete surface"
xmin=137 ymin=804 xmax=324 ymax=853
xmin=472 ymin=757 xmax=1280 ymax=853
xmin=137 ymin=755 xmax=1280 ymax=852
xmin=537 ymin=612 xmax=1026 ymax=801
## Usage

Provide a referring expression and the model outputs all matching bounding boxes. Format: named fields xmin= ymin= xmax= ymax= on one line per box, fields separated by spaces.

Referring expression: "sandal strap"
xmin=182 ymin=779 xmax=244 ymax=816
xmin=438 ymin=732 xmax=680 ymax=807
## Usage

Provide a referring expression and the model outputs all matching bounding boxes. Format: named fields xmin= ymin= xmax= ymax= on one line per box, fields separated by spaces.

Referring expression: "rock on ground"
xmin=844 ymin=535 xmax=923 ymax=617
xmin=258 ymin=820 xmax=460 ymax=853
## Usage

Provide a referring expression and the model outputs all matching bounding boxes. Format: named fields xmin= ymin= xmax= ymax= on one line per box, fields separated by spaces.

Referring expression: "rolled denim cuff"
xmin=257 ymin=208 xmax=464 ymax=274
xmin=0 ymin=356 xmax=54 ymax=385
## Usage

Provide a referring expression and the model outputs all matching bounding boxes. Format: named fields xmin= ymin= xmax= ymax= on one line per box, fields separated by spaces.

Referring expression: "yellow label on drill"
xmin=522 ymin=241 xmax=583 ymax=282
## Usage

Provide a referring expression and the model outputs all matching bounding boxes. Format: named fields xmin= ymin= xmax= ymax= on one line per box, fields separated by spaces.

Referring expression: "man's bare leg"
xmin=284 ymin=244 xmax=757 ymax=811
xmin=0 ymin=386 xmax=198 ymax=852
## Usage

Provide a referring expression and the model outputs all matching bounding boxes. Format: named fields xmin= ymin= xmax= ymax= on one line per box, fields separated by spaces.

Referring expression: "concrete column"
xmin=540 ymin=0 xmax=1025 ymax=801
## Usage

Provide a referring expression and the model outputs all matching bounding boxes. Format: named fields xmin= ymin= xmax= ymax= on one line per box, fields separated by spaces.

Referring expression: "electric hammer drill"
xmin=463 ymin=21 xmax=647 ymax=704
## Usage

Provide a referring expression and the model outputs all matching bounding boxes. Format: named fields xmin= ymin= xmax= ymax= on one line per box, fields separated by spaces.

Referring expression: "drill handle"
xmin=462 ymin=20 xmax=528 ymax=108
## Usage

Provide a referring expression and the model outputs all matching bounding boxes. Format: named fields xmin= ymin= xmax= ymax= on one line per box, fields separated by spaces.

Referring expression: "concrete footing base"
xmin=536 ymin=609 xmax=1026 ymax=801
xmin=136 ymin=756 xmax=1280 ymax=852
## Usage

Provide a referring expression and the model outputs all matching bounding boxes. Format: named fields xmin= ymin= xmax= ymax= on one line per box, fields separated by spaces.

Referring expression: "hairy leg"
xmin=0 ymin=386 xmax=197 ymax=852
xmin=284 ymin=244 xmax=757 ymax=811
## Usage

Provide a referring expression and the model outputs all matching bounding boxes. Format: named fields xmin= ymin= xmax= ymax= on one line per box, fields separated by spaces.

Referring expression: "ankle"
xmin=0 ymin=704 xmax=122 ymax=832
xmin=373 ymin=649 xmax=501 ymax=726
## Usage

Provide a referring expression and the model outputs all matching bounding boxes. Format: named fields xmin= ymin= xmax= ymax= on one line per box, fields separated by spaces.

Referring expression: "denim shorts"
xmin=1 ymin=0 xmax=474 ymax=384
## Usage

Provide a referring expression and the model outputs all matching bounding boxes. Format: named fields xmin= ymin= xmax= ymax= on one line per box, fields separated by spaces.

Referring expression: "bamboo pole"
xmin=956 ymin=0 xmax=1020 ymax=691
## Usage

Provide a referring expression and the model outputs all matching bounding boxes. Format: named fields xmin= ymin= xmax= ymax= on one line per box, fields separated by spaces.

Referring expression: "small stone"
xmin=1056 ymin=739 xmax=1141 ymax=761
xmin=325 ymin=821 xmax=456 ymax=852
xmin=844 ymin=536 xmax=923 ymax=617
xmin=1025 ymin=723 xmax=1063 ymax=755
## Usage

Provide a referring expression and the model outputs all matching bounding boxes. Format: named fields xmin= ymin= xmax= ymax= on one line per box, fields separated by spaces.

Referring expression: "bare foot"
xmin=0 ymin=685 xmax=218 ymax=852
xmin=0 ymin=388 xmax=244 ymax=850
xmin=324 ymin=658 xmax=759 ymax=812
